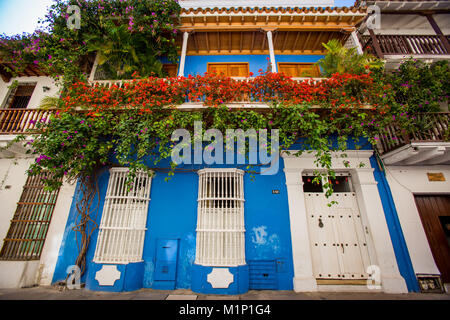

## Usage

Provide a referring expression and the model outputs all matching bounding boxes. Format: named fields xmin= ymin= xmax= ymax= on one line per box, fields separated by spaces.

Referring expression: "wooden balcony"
xmin=378 ymin=112 xmax=450 ymax=165
xmin=361 ymin=34 xmax=450 ymax=57
xmin=0 ymin=109 xmax=56 ymax=135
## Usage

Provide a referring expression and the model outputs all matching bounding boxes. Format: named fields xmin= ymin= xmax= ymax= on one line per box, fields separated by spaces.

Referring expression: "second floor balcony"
xmin=378 ymin=112 xmax=450 ymax=165
xmin=361 ymin=34 xmax=450 ymax=58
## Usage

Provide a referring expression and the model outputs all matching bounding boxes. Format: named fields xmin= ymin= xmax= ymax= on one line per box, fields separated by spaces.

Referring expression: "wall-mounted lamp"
xmin=43 ymin=86 xmax=51 ymax=92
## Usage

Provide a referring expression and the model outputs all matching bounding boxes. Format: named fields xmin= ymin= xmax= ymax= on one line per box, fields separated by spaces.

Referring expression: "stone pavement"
xmin=0 ymin=286 xmax=449 ymax=300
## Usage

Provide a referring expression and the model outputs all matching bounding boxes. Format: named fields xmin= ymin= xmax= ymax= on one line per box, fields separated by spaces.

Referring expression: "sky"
xmin=0 ymin=0 xmax=357 ymax=36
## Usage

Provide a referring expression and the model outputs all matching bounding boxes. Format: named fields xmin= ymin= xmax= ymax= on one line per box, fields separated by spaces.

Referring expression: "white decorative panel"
xmin=207 ymin=268 xmax=234 ymax=289
xmin=93 ymin=168 xmax=152 ymax=264
xmin=95 ymin=265 xmax=121 ymax=286
xmin=195 ymin=169 xmax=246 ymax=267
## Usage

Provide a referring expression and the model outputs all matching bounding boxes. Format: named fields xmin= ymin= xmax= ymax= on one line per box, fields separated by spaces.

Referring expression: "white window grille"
xmin=195 ymin=169 xmax=245 ymax=267
xmin=93 ymin=168 xmax=152 ymax=264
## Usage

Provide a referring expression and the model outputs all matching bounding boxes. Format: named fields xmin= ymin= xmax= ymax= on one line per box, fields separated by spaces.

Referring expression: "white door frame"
xmin=282 ymin=150 xmax=408 ymax=293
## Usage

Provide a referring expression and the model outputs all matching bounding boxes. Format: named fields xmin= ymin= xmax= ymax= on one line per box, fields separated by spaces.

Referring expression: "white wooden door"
xmin=304 ymin=178 xmax=371 ymax=280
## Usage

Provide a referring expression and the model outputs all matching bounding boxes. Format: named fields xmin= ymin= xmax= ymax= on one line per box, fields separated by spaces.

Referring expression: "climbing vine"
xmin=3 ymin=1 xmax=448 ymax=283
xmin=0 ymin=0 xmax=181 ymax=86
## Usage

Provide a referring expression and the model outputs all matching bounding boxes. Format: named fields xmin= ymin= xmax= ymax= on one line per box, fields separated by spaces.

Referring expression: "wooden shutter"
xmin=0 ymin=173 xmax=61 ymax=261
xmin=207 ymin=63 xmax=249 ymax=77
xmin=8 ymin=84 xmax=36 ymax=109
xmin=278 ymin=63 xmax=320 ymax=77
xmin=162 ymin=64 xmax=178 ymax=77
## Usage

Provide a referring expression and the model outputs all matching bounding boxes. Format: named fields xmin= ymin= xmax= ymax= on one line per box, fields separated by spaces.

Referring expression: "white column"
xmin=266 ymin=30 xmax=277 ymax=73
xmin=350 ymin=31 xmax=363 ymax=55
xmin=284 ymin=168 xmax=318 ymax=292
xmin=178 ymin=31 xmax=190 ymax=77
xmin=88 ymin=53 xmax=100 ymax=82
xmin=352 ymin=168 xmax=408 ymax=294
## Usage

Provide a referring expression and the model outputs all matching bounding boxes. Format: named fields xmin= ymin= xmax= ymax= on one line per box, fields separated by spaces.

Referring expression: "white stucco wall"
xmin=0 ymin=157 xmax=76 ymax=288
xmin=0 ymin=158 xmax=34 ymax=244
xmin=0 ymin=76 xmax=59 ymax=110
xmin=386 ymin=166 xmax=450 ymax=277
xmin=37 ymin=180 xmax=76 ymax=286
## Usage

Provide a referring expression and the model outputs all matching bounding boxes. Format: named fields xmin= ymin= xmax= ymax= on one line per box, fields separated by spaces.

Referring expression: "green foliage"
xmin=317 ymin=39 xmax=384 ymax=76
xmin=385 ymin=59 xmax=450 ymax=113
xmin=0 ymin=0 xmax=181 ymax=85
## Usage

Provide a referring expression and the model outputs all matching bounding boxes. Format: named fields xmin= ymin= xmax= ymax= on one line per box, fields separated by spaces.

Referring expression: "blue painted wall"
xmin=275 ymin=55 xmax=325 ymax=64
xmin=182 ymin=54 xmax=324 ymax=76
xmin=370 ymin=156 xmax=420 ymax=292
xmin=51 ymin=133 xmax=419 ymax=293
xmin=52 ymin=151 xmax=295 ymax=293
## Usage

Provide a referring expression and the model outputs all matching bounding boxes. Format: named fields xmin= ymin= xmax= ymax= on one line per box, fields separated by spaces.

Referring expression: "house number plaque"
xmin=427 ymin=173 xmax=445 ymax=182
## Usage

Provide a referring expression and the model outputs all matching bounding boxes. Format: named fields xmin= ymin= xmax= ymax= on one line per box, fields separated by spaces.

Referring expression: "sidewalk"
xmin=0 ymin=286 xmax=449 ymax=300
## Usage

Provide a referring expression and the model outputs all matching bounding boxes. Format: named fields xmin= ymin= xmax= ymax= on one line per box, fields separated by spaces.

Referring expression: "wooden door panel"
xmin=305 ymin=191 xmax=371 ymax=281
xmin=415 ymin=195 xmax=450 ymax=283
xmin=305 ymin=193 xmax=341 ymax=279
xmin=332 ymin=194 xmax=369 ymax=279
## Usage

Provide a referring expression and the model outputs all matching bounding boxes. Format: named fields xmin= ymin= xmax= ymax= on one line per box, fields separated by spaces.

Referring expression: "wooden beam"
xmin=281 ymin=32 xmax=289 ymax=52
xmin=312 ymin=33 xmax=324 ymax=51
xmin=251 ymin=31 xmax=255 ymax=52
xmin=302 ymin=32 xmax=313 ymax=51
xmin=324 ymin=32 xmax=333 ymax=47
xmin=368 ymin=29 xmax=384 ymax=59
xmin=424 ymin=13 xmax=450 ymax=53
xmin=261 ymin=31 xmax=266 ymax=50
xmin=179 ymin=25 xmax=355 ymax=32
xmin=292 ymin=31 xmax=301 ymax=51
xmin=217 ymin=31 xmax=220 ymax=52
xmin=184 ymin=49 xmax=326 ymax=55
xmin=193 ymin=32 xmax=199 ymax=53
xmin=273 ymin=32 xmax=278 ymax=49
xmin=205 ymin=32 xmax=209 ymax=53
xmin=240 ymin=31 xmax=243 ymax=52
xmin=229 ymin=31 xmax=232 ymax=53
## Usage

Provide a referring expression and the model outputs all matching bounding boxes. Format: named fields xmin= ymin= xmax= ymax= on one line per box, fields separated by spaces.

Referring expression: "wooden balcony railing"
xmin=362 ymin=34 xmax=450 ymax=57
xmin=377 ymin=112 xmax=450 ymax=155
xmin=0 ymin=109 xmax=56 ymax=135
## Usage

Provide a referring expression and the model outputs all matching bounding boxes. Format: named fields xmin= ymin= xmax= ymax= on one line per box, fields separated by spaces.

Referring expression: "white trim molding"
xmin=282 ymin=150 xmax=408 ymax=293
